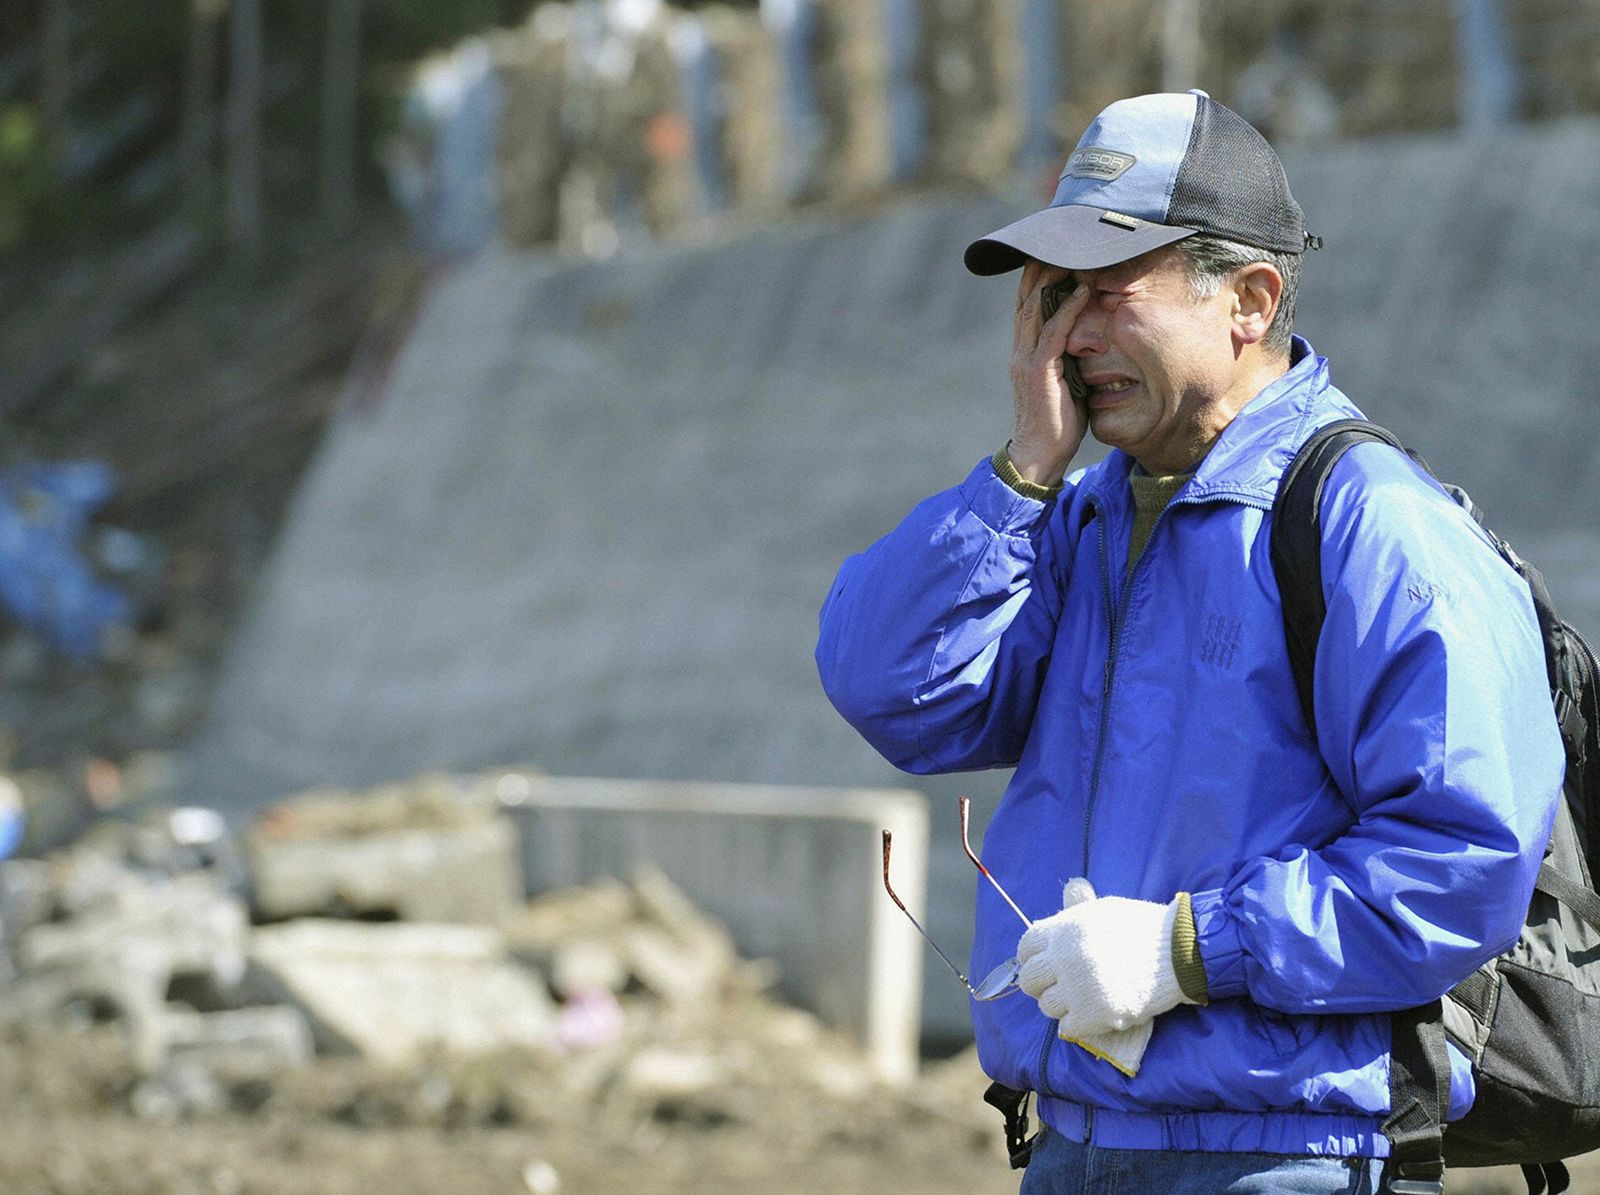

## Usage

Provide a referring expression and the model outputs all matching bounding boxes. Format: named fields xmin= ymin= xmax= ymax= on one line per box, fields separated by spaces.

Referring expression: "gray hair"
xmin=1174 ymin=234 xmax=1300 ymax=357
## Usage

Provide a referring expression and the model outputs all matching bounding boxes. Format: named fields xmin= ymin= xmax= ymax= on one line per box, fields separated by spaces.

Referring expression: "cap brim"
xmin=964 ymin=206 xmax=1198 ymax=275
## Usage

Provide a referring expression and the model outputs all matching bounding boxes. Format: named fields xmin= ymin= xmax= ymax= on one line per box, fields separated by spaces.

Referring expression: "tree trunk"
xmin=319 ymin=0 xmax=362 ymax=232
xmin=226 ymin=0 xmax=264 ymax=265
xmin=38 ymin=0 xmax=73 ymax=185
xmin=180 ymin=0 xmax=227 ymax=222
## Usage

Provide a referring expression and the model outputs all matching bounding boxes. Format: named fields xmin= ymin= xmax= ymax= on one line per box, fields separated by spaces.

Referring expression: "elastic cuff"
xmin=1170 ymin=892 xmax=1209 ymax=1005
xmin=1149 ymin=899 xmax=1188 ymax=1015
xmin=959 ymin=457 xmax=1054 ymax=536
xmin=1189 ymin=886 xmax=1247 ymax=1000
xmin=992 ymin=444 xmax=1064 ymax=501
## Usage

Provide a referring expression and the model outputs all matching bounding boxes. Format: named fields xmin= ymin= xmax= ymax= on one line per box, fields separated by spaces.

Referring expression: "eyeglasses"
xmin=881 ymin=796 xmax=1032 ymax=1001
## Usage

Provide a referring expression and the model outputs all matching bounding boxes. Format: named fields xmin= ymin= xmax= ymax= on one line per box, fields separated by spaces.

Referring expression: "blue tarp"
xmin=0 ymin=460 xmax=132 ymax=659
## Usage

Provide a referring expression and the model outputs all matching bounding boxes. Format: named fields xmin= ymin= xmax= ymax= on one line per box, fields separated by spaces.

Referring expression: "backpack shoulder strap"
xmin=1271 ymin=419 xmax=1451 ymax=1193
xmin=1270 ymin=419 xmax=1409 ymax=733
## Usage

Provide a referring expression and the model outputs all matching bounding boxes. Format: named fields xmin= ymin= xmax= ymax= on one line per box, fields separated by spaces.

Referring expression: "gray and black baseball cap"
xmin=965 ymin=89 xmax=1316 ymax=275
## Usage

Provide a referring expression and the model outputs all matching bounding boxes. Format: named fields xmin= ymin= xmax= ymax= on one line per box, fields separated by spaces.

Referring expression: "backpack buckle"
xmin=1553 ymin=688 xmax=1588 ymax=763
xmin=981 ymin=1081 xmax=1037 ymax=1170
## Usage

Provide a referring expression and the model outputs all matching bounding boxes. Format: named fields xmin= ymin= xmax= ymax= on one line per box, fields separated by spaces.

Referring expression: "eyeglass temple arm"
xmin=882 ymin=829 xmax=975 ymax=992
xmin=959 ymin=796 xmax=1032 ymax=928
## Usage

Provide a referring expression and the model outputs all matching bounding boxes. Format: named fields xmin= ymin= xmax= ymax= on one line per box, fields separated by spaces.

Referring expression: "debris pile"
xmin=391 ymin=0 xmax=1511 ymax=260
xmin=394 ymin=0 xmax=1035 ymax=258
xmin=0 ymin=777 xmax=1005 ymax=1175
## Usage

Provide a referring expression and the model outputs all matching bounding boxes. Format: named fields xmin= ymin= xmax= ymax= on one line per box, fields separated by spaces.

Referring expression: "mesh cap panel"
xmin=1167 ymin=96 xmax=1306 ymax=254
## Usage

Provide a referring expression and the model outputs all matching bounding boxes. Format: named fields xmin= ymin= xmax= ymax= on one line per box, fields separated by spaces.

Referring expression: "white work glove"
xmin=1017 ymin=878 xmax=1195 ymax=1075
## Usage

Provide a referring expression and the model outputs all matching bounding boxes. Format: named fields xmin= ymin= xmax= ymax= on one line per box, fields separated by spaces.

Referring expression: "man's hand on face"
xmin=1008 ymin=259 xmax=1091 ymax=487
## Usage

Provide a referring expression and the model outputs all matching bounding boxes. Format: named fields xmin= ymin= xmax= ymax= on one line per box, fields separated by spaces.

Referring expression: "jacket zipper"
xmin=1034 ymin=490 xmax=1204 ymax=1123
xmin=1083 ymin=494 xmax=1200 ymax=887
xmin=1571 ymin=623 xmax=1600 ymax=681
xmin=1082 ymin=509 xmax=1121 ymax=866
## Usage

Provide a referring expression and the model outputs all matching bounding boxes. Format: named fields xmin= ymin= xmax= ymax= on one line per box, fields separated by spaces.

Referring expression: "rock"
xmin=161 ymin=1005 xmax=315 ymax=1071
xmin=621 ymin=923 xmax=723 ymax=1009
xmin=242 ymin=920 xmax=557 ymax=1064
xmin=550 ymin=939 xmax=628 ymax=997
xmin=130 ymin=1060 xmax=227 ymax=1121
xmin=510 ymin=870 xmax=744 ymax=1011
xmin=626 ymin=865 xmax=738 ymax=1010
xmin=620 ymin=1045 xmax=724 ymax=1099
xmin=522 ymin=1159 xmax=561 ymax=1195
xmin=799 ymin=1049 xmax=873 ymax=1101
xmin=505 ymin=877 xmax=635 ymax=960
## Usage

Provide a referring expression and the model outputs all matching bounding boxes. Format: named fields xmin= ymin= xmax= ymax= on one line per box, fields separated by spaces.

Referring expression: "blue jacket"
xmin=817 ymin=339 xmax=1563 ymax=1156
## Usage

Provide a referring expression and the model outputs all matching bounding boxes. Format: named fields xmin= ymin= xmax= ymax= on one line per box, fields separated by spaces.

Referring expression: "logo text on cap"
xmin=1062 ymin=147 xmax=1136 ymax=183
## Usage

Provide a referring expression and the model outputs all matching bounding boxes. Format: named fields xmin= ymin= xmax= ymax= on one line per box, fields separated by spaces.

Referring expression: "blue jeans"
xmin=1020 ymin=1125 xmax=1386 ymax=1194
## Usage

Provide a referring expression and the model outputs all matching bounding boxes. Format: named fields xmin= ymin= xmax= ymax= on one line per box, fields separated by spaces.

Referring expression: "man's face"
xmin=1047 ymin=246 xmax=1241 ymax=474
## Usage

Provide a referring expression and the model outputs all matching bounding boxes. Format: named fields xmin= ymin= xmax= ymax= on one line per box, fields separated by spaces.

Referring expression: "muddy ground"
xmin=0 ymin=1027 xmax=1590 ymax=1195
xmin=0 ymin=1025 xmax=1016 ymax=1195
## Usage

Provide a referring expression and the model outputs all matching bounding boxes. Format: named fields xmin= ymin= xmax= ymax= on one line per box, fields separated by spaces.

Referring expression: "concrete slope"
xmin=186 ymin=120 xmax=1600 ymax=1038
xmin=186 ymin=190 xmax=1040 ymax=804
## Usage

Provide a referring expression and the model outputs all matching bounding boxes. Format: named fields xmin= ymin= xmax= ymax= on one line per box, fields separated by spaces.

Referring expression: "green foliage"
xmin=4 ymin=0 xmax=541 ymax=251
xmin=0 ymin=104 xmax=49 ymax=252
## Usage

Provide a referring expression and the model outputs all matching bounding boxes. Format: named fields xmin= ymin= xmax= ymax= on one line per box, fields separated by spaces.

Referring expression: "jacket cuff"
xmin=1188 ymin=887 xmax=1247 ymax=1001
xmin=958 ymin=456 xmax=1056 ymax=536
xmin=991 ymin=444 xmax=1065 ymax=502
xmin=1170 ymin=892 xmax=1210 ymax=1005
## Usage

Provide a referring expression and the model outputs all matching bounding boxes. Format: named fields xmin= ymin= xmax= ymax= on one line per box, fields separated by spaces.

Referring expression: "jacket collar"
xmin=1082 ymin=336 xmax=1364 ymax=511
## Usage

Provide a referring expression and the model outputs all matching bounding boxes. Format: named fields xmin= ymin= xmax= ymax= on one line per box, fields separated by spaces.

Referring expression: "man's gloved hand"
xmin=1017 ymin=878 xmax=1197 ymax=1063
xmin=1066 ymin=1018 xmax=1155 ymax=1079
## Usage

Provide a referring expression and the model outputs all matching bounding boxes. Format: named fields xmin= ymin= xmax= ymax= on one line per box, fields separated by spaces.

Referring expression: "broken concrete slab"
xmin=246 ymin=782 xmax=522 ymax=925
xmin=4 ymin=857 xmax=248 ymax=1075
xmin=243 ymin=920 xmax=556 ymax=1065
xmin=0 ymin=832 xmax=258 ymax=1073
xmin=507 ymin=868 xmax=750 ymax=1012
xmin=161 ymin=1005 xmax=316 ymax=1071
xmin=495 ymin=775 xmax=928 ymax=1084
xmin=504 ymin=876 xmax=635 ymax=960
xmin=19 ymin=870 xmax=248 ymax=986
xmin=5 ymin=857 xmax=250 ymax=1072
xmin=1 ymin=962 xmax=171 ymax=1072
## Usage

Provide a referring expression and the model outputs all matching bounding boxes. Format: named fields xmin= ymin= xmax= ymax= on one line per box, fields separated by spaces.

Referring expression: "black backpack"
xmin=1273 ymin=420 xmax=1600 ymax=1195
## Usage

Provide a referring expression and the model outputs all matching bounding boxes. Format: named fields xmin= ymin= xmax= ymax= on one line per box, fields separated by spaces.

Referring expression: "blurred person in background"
xmin=816 ymin=90 xmax=1561 ymax=1193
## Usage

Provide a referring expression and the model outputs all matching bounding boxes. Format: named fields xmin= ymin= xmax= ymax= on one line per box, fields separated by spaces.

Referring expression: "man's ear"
xmin=1231 ymin=263 xmax=1282 ymax=347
